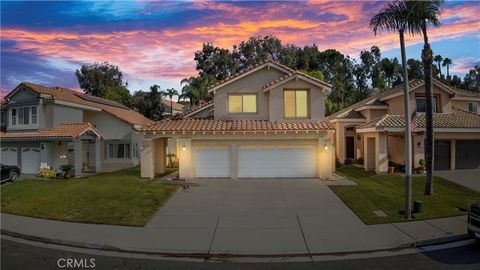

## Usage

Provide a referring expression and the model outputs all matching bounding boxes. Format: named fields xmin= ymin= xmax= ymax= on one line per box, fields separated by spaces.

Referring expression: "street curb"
xmin=415 ymin=233 xmax=472 ymax=247
xmin=1 ymin=228 xmax=471 ymax=259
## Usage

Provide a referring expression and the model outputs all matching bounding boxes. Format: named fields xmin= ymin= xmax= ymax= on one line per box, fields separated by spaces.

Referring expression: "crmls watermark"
xmin=57 ymin=258 xmax=96 ymax=268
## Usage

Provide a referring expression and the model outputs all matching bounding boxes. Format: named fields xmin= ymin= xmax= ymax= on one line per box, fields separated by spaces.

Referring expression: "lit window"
xmin=228 ymin=94 xmax=257 ymax=113
xmin=415 ymin=97 xmax=437 ymax=113
xmin=468 ymin=102 xmax=478 ymax=114
xmin=284 ymin=90 xmax=309 ymax=118
xmin=108 ymin=143 xmax=131 ymax=159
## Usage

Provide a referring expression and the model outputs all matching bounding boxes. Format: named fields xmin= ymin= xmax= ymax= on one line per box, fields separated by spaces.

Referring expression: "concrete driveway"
xmin=147 ymin=179 xmax=412 ymax=255
xmin=434 ymin=169 xmax=480 ymax=191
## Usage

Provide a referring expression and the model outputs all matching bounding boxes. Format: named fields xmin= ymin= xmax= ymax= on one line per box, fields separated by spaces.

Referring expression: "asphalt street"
xmin=1 ymin=238 xmax=480 ymax=270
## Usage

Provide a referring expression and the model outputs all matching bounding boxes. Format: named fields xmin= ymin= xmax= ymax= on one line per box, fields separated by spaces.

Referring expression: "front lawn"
xmin=331 ymin=165 xmax=480 ymax=224
xmin=0 ymin=167 xmax=179 ymax=226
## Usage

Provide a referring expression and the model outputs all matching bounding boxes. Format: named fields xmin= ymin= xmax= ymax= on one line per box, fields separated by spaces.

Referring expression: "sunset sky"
xmin=1 ymin=0 xmax=479 ymax=96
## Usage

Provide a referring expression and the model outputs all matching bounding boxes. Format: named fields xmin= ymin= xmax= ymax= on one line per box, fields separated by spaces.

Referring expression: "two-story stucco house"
xmin=328 ymin=79 xmax=480 ymax=173
xmin=138 ymin=60 xmax=335 ymax=179
xmin=0 ymin=82 xmax=153 ymax=176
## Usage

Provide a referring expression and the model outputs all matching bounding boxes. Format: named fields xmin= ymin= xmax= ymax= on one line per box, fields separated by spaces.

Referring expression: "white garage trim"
xmin=21 ymin=147 xmax=41 ymax=174
xmin=238 ymin=145 xmax=316 ymax=178
xmin=1 ymin=148 xmax=18 ymax=166
xmin=193 ymin=145 xmax=231 ymax=178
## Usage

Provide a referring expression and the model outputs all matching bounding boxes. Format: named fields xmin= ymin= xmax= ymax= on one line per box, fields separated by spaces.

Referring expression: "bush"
xmin=36 ymin=167 xmax=56 ymax=178
xmin=335 ymin=158 xmax=342 ymax=168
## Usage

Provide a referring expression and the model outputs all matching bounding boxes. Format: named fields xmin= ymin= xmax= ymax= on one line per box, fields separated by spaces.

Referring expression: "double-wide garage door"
xmin=456 ymin=140 xmax=480 ymax=169
xmin=192 ymin=144 xmax=316 ymax=178
xmin=1 ymin=147 xmax=40 ymax=174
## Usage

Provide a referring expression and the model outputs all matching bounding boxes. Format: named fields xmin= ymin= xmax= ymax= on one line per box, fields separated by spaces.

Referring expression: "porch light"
xmin=324 ymin=143 xmax=328 ymax=150
xmin=182 ymin=143 xmax=186 ymax=151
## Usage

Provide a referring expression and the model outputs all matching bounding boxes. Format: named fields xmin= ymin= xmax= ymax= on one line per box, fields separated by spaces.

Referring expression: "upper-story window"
xmin=0 ymin=111 xmax=5 ymax=125
xmin=228 ymin=94 xmax=257 ymax=113
xmin=468 ymin=102 xmax=478 ymax=114
xmin=415 ymin=96 xmax=437 ymax=113
xmin=284 ymin=90 xmax=309 ymax=118
xmin=10 ymin=106 xmax=38 ymax=126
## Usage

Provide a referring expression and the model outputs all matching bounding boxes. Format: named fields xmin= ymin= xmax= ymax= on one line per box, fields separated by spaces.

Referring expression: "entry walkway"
xmin=1 ymin=179 xmax=470 ymax=256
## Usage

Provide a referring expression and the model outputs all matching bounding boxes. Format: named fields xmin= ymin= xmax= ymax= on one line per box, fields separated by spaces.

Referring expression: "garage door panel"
xmin=1 ymin=148 xmax=18 ymax=166
xmin=456 ymin=140 xmax=480 ymax=170
xmin=238 ymin=146 xmax=316 ymax=178
xmin=193 ymin=147 xmax=230 ymax=178
xmin=21 ymin=147 xmax=41 ymax=174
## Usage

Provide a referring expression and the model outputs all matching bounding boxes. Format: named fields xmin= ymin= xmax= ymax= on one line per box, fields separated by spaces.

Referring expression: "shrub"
xmin=36 ymin=167 xmax=56 ymax=178
xmin=335 ymin=158 xmax=342 ymax=168
xmin=358 ymin=157 xmax=364 ymax=164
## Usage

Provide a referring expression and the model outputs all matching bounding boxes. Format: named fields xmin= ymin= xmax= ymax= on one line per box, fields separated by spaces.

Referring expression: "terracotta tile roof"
xmin=262 ymin=72 xmax=331 ymax=90
xmin=335 ymin=110 xmax=366 ymax=120
xmin=160 ymin=99 xmax=185 ymax=111
xmin=0 ymin=123 xmax=103 ymax=139
xmin=179 ymin=100 xmax=214 ymax=118
xmin=357 ymin=109 xmax=480 ymax=130
xmin=138 ymin=119 xmax=334 ymax=132
xmin=5 ymin=82 xmax=154 ymax=126
xmin=454 ymin=88 xmax=480 ymax=97
xmin=208 ymin=60 xmax=296 ymax=92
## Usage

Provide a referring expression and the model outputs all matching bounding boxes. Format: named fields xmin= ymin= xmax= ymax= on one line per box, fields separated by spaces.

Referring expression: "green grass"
xmin=330 ymin=165 xmax=480 ymax=224
xmin=0 ymin=167 xmax=179 ymax=226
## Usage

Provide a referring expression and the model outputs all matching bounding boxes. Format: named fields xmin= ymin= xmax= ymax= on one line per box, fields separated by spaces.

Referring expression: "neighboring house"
xmin=0 ymin=82 xmax=153 ymax=176
xmin=160 ymin=99 xmax=185 ymax=116
xmin=327 ymin=79 xmax=480 ymax=173
xmin=138 ymin=60 xmax=335 ymax=179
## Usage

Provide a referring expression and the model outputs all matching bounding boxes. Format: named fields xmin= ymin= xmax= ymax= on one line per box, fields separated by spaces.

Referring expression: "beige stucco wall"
xmin=387 ymin=84 xmax=453 ymax=115
xmin=360 ymin=108 xmax=387 ymax=122
xmin=268 ymin=80 xmax=326 ymax=121
xmin=213 ymin=67 xmax=284 ymax=121
xmin=387 ymin=135 xmax=405 ymax=165
xmin=451 ymin=99 xmax=480 ymax=112
xmin=141 ymin=132 xmax=334 ymax=179
xmin=362 ymin=132 xmax=388 ymax=173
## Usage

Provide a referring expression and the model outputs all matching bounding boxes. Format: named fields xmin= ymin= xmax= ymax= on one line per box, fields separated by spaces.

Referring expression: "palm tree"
xmin=370 ymin=0 xmax=415 ymax=218
xmin=434 ymin=55 xmax=443 ymax=77
xmin=164 ymin=88 xmax=179 ymax=116
xmin=406 ymin=0 xmax=443 ymax=195
xmin=443 ymin=57 xmax=452 ymax=78
xmin=179 ymin=76 xmax=212 ymax=106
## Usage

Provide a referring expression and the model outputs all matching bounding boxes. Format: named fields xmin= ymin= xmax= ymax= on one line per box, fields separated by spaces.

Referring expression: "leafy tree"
xmin=233 ymin=35 xmax=284 ymax=68
xmin=103 ymin=86 xmax=132 ymax=107
xmin=407 ymin=59 xmax=424 ymax=79
xmin=463 ymin=65 xmax=480 ymax=91
xmin=132 ymin=85 xmax=165 ymax=121
xmin=75 ymin=62 xmax=125 ymax=97
xmin=194 ymin=43 xmax=237 ymax=81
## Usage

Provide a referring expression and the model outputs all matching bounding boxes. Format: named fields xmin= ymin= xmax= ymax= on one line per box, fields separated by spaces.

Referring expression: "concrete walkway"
xmin=0 ymin=179 xmax=470 ymax=256
xmin=434 ymin=169 xmax=480 ymax=191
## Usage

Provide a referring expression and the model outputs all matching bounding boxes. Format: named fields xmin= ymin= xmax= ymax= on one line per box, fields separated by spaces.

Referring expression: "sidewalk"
xmin=0 ymin=213 xmax=470 ymax=257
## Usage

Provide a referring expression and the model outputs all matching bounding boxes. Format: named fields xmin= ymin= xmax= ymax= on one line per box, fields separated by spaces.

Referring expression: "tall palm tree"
xmin=434 ymin=55 xmax=443 ymax=77
xmin=164 ymin=88 xmax=179 ymax=116
xmin=406 ymin=0 xmax=443 ymax=195
xmin=370 ymin=0 xmax=415 ymax=218
xmin=443 ymin=57 xmax=452 ymax=78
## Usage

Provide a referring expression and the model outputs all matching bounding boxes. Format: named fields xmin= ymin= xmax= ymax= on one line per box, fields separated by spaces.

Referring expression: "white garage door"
xmin=193 ymin=146 xmax=230 ymax=178
xmin=21 ymin=147 xmax=41 ymax=174
xmin=1 ymin=148 xmax=18 ymax=166
xmin=238 ymin=145 xmax=316 ymax=178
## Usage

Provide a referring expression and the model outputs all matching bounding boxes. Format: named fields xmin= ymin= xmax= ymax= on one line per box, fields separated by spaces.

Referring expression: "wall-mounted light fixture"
xmin=417 ymin=141 xmax=423 ymax=148
xmin=182 ymin=143 xmax=186 ymax=151
xmin=324 ymin=143 xmax=328 ymax=150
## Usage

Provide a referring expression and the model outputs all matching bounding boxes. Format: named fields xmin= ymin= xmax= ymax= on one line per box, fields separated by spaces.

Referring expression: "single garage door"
xmin=238 ymin=145 xmax=316 ymax=178
xmin=456 ymin=140 xmax=480 ymax=169
xmin=434 ymin=140 xmax=451 ymax=170
xmin=193 ymin=146 xmax=230 ymax=178
xmin=1 ymin=148 xmax=18 ymax=166
xmin=21 ymin=147 xmax=41 ymax=174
